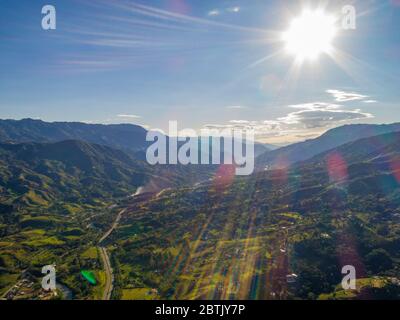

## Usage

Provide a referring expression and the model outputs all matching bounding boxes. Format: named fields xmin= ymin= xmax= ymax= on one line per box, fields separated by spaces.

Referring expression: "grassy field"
xmin=121 ymin=288 xmax=159 ymax=300
xmin=319 ymin=277 xmax=389 ymax=300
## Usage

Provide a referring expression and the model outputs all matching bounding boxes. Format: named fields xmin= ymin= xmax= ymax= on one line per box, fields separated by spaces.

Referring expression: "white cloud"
xmin=208 ymin=9 xmax=220 ymax=16
xmin=288 ymin=102 xmax=341 ymax=110
xmin=279 ymin=109 xmax=373 ymax=129
xmin=326 ymin=89 xmax=369 ymax=102
xmin=229 ymin=120 xmax=253 ymax=124
xmin=226 ymin=105 xmax=246 ymax=109
xmin=177 ymin=128 xmax=198 ymax=137
xmin=203 ymin=102 xmax=374 ymax=140
xmin=117 ymin=114 xmax=142 ymax=119
xmin=227 ymin=6 xmax=240 ymax=13
xmin=82 ymin=119 xmax=114 ymax=124
xmin=208 ymin=6 xmax=240 ymax=17
xmin=262 ymin=120 xmax=282 ymax=130
xmin=280 ymin=102 xmax=373 ymax=128
xmin=363 ymin=100 xmax=378 ymax=103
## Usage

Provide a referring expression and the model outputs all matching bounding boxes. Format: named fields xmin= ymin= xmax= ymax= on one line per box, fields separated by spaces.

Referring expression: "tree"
xmin=365 ymin=249 xmax=393 ymax=274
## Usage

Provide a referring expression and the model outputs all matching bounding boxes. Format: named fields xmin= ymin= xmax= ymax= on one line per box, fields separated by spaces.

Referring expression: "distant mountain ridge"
xmin=289 ymin=131 xmax=400 ymax=195
xmin=0 ymin=118 xmax=149 ymax=153
xmin=297 ymin=131 xmax=400 ymax=169
xmin=256 ymin=123 xmax=400 ymax=170
xmin=0 ymin=139 xmax=147 ymax=173
xmin=3 ymin=119 xmax=400 ymax=176
xmin=0 ymin=118 xmax=275 ymax=157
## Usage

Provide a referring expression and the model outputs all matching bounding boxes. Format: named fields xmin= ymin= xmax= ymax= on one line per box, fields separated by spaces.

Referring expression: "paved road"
xmin=99 ymin=209 xmax=126 ymax=244
xmin=98 ymin=208 xmax=126 ymax=300
xmin=99 ymin=246 xmax=114 ymax=300
xmin=97 ymin=190 xmax=162 ymax=300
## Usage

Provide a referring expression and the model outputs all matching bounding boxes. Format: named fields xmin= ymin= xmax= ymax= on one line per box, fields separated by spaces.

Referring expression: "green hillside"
xmin=108 ymin=131 xmax=400 ymax=300
xmin=0 ymin=140 xmax=153 ymax=299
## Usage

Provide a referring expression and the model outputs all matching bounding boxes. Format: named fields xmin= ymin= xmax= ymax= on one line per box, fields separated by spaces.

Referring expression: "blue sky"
xmin=0 ymin=0 xmax=400 ymax=143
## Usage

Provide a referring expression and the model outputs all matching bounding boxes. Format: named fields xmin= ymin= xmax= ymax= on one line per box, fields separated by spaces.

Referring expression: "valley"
xmin=1 ymin=119 xmax=400 ymax=300
xmin=106 ymin=131 xmax=400 ymax=300
xmin=2 ymin=0 xmax=400 ymax=306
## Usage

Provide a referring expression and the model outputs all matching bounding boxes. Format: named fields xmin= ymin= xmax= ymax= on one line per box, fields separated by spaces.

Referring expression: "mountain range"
xmin=2 ymin=118 xmax=400 ymax=209
xmin=0 ymin=118 xmax=149 ymax=153
xmin=0 ymin=140 xmax=150 ymax=209
xmin=256 ymin=123 xmax=400 ymax=170
xmin=1 ymin=118 xmax=400 ymax=300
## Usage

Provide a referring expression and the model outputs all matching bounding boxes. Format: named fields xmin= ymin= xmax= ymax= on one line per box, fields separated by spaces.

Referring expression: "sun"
xmin=283 ymin=10 xmax=338 ymax=61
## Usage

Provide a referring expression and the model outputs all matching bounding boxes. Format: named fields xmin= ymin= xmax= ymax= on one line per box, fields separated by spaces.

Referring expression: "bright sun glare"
xmin=283 ymin=10 xmax=338 ymax=61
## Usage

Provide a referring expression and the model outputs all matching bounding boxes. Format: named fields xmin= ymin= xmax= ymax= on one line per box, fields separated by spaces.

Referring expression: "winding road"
xmin=98 ymin=208 xmax=126 ymax=300
xmin=97 ymin=189 xmax=162 ymax=300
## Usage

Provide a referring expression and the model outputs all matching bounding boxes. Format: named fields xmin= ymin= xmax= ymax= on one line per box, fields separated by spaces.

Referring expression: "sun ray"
xmin=327 ymin=47 xmax=400 ymax=89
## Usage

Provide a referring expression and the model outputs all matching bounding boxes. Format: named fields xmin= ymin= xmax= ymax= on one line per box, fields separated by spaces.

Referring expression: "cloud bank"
xmin=205 ymin=102 xmax=373 ymax=142
xmin=326 ymin=89 xmax=372 ymax=102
